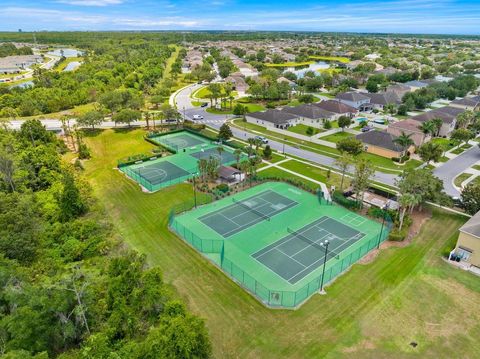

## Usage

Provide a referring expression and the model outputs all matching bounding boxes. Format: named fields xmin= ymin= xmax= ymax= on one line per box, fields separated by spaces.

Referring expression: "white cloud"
xmin=56 ymin=0 xmax=124 ymax=6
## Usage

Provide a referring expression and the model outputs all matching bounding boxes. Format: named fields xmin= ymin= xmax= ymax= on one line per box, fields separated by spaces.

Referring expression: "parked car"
xmin=254 ymin=135 xmax=268 ymax=144
xmin=192 ymin=114 xmax=204 ymax=120
xmin=200 ymin=102 xmax=208 ymax=108
xmin=361 ymin=126 xmax=372 ymax=132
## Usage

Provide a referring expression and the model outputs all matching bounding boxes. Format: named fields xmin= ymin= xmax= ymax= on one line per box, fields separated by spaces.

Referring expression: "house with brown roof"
xmin=356 ymin=130 xmax=409 ymax=159
xmin=410 ymin=106 xmax=464 ymax=137
xmin=387 ymin=119 xmax=429 ymax=146
xmin=355 ymin=130 xmax=414 ymax=158
xmin=225 ymin=75 xmax=249 ymax=95
xmin=313 ymin=100 xmax=358 ymax=119
xmin=364 ymin=91 xmax=402 ymax=110
xmin=451 ymin=210 xmax=480 ymax=270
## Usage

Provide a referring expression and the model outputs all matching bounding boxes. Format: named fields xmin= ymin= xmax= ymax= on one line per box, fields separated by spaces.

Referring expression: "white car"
xmin=254 ymin=136 xmax=268 ymax=144
xmin=192 ymin=114 xmax=204 ymax=120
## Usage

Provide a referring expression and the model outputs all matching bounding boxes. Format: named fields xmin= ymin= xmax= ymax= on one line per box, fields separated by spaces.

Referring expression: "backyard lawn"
xmin=82 ymin=128 xmax=480 ymax=358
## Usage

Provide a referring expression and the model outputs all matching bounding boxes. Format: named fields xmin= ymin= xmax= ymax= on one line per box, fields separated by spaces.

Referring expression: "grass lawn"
xmin=308 ymin=55 xmax=350 ymax=63
xmin=431 ymin=138 xmax=457 ymax=152
xmin=193 ymin=86 xmax=238 ymax=99
xmin=321 ymin=131 xmax=353 ymax=143
xmin=287 ymin=123 xmax=322 ymax=136
xmin=231 ymin=119 xmax=421 ymax=173
xmin=438 ymin=156 xmax=450 ymax=163
xmin=451 ymin=147 xmax=466 ymax=155
xmin=471 ymin=164 xmax=480 ymax=171
xmin=454 ymin=173 xmax=473 ymax=188
xmin=277 ymin=159 xmax=344 ymax=189
xmin=0 ymin=102 xmax=96 ymax=121
xmin=82 ymin=128 xmax=480 ymax=358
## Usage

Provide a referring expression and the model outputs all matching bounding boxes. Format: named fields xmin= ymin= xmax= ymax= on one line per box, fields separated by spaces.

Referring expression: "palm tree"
xmin=144 ymin=111 xmax=151 ymax=130
xmin=216 ymin=146 xmax=224 ymax=164
xmin=393 ymin=132 xmax=414 ymax=163
xmin=432 ymin=118 xmax=443 ymax=137
xmin=234 ymin=148 xmax=242 ymax=168
xmin=418 ymin=120 xmax=436 ymax=144
xmin=456 ymin=110 xmax=475 ymax=129
xmin=398 ymin=193 xmax=420 ymax=231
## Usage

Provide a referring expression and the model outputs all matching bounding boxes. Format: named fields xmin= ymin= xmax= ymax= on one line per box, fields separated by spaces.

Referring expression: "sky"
xmin=1 ymin=0 xmax=480 ymax=35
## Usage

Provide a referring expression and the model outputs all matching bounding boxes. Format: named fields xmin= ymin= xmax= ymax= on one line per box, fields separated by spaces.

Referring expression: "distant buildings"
xmin=0 ymin=55 xmax=43 ymax=74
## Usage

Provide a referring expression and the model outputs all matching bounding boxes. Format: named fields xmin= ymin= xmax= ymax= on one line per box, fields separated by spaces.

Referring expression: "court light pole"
xmin=193 ymin=173 xmax=198 ymax=208
xmin=320 ymin=239 xmax=329 ymax=294
xmin=377 ymin=202 xmax=389 ymax=249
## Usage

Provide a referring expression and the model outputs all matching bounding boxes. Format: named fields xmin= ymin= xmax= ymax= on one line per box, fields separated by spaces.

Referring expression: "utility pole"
xmin=320 ymin=240 xmax=330 ymax=293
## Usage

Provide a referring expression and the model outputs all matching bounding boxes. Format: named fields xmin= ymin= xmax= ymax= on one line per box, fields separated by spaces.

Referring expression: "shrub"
xmin=323 ymin=120 xmax=332 ymax=130
xmin=216 ymin=183 xmax=229 ymax=193
xmin=78 ymin=143 xmax=91 ymax=159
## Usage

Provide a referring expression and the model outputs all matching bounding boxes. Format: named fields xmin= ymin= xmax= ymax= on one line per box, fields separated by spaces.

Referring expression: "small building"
xmin=245 ymin=109 xmax=299 ymax=129
xmin=451 ymin=210 xmax=480 ymax=270
xmin=364 ymin=91 xmax=402 ymax=110
xmin=356 ymin=130 xmax=407 ymax=159
xmin=387 ymin=119 xmax=429 ymax=147
xmin=410 ymin=106 xmax=464 ymax=137
xmin=313 ymin=100 xmax=358 ymax=119
xmin=335 ymin=92 xmax=372 ymax=111
xmin=225 ymin=75 xmax=249 ymax=94
xmin=404 ymin=80 xmax=430 ymax=91
xmin=276 ymin=76 xmax=295 ymax=87
xmin=218 ymin=166 xmax=244 ymax=184
xmin=386 ymin=84 xmax=411 ymax=100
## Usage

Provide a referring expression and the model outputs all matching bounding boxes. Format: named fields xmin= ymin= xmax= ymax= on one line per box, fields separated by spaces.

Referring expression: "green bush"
xmin=216 ymin=183 xmax=229 ymax=193
xmin=332 ymin=191 xmax=360 ymax=210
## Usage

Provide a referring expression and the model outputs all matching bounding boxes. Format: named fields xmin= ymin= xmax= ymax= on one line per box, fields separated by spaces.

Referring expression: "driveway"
xmin=434 ymin=145 xmax=480 ymax=197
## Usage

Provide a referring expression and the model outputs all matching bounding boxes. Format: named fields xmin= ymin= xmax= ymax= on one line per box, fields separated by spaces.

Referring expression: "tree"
xmin=396 ymin=168 xmax=449 ymax=208
xmin=233 ymin=148 xmax=243 ymax=168
xmin=59 ymin=171 xmax=87 ymax=222
xmin=451 ymin=128 xmax=474 ymax=148
xmin=112 ymin=109 xmax=141 ymax=127
xmin=432 ymin=118 xmax=443 ymax=137
xmin=77 ymin=110 xmax=103 ymax=129
xmin=263 ymin=145 xmax=272 ymax=159
xmin=352 ymin=159 xmax=375 ymax=205
xmin=334 ymin=153 xmax=353 ymax=191
xmin=393 ymin=131 xmax=414 ymax=163
xmin=456 ymin=110 xmax=475 ymax=129
xmin=336 ymin=137 xmax=363 ymax=156
xmin=233 ymin=104 xmax=246 ymax=116
xmin=418 ymin=142 xmax=443 ymax=164
xmin=216 ymin=146 xmax=224 ymax=164
xmin=218 ymin=123 xmax=233 ymax=142
xmin=418 ymin=120 xmax=436 ymax=144
xmin=338 ymin=116 xmax=352 ymax=132
xmin=461 ymin=182 xmax=480 ymax=215
xmin=398 ymin=193 xmax=420 ymax=231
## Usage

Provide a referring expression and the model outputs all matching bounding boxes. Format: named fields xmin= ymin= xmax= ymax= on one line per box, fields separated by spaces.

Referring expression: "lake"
xmin=285 ymin=61 xmax=330 ymax=78
xmin=47 ymin=48 xmax=84 ymax=58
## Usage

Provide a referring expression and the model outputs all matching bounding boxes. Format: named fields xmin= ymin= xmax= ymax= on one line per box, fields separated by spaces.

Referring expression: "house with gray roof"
xmin=335 ymin=91 xmax=372 ymax=111
xmin=313 ymin=100 xmax=358 ymax=119
xmin=449 ymin=96 xmax=480 ymax=111
xmin=364 ymin=91 xmax=402 ymax=110
xmin=281 ymin=104 xmax=336 ymax=128
xmin=245 ymin=109 xmax=299 ymax=129
xmin=409 ymin=106 xmax=464 ymax=137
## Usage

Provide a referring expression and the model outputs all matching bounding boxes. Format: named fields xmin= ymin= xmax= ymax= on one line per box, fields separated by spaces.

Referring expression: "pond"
xmin=47 ymin=48 xmax=84 ymax=58
xmin=284 ymin=61 xmax=330 ymax=78
xmin=63 ymin=61 xmax=82 ymax=72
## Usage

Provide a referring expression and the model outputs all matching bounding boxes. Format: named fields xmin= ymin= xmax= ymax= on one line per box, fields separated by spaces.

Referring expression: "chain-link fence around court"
xmin=169 ymin=190 xmax=393 ymax=309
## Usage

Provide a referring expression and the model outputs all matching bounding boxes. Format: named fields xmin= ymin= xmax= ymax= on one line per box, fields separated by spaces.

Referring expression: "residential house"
xmin=246 ymin=109 xmax=299 ymax=129
xmin=386 ymin=84 xmax=411 ymax=101
xmin=410 ymin=106 xmax=464 ymax=137
xmin=449 ymin=96 xmax=480 ymax=112
xmin=313 ymin=100 xmax=359 ymax=119
xmin=225 ymin=74 xmax=249 ymax=95
xmin=281 ymin=104 xmax=336 ymax=128
xmin=451 ymin=210 xmax=480 ymax=269
xmin=387 ymin=119 xmax=429 ymax=146
xmin=276 ymin=76 xmax=295 ymax=87
xmin=364 ymin=92 xmax=402 ymax=110
xmin=404 ymin=80 xmax=430 ymax=91
xmin=355 ymin=130 xmax=408 ymax=159
xmin=335 ymin=92 xmax=372 ymax=111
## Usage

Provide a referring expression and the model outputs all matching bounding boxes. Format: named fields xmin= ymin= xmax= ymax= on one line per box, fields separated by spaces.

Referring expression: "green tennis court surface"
xmin=170 ymin=182 xmax=391 ymax=308
xmin=253 ymin=216 xmax=365 ymax=284
xmin=119 ymin=131 xmax=246 ymax=192
xmin=149 ymin=131 xmax=211 ymax=152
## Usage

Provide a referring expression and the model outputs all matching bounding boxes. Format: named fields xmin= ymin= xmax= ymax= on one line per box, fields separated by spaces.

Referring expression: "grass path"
xmin=83 ymin=129 xmax=480 ymax=358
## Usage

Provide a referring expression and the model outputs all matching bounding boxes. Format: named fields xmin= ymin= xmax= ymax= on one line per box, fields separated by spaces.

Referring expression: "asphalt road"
xmin=434 ymin=144 xmax=480 ymax=197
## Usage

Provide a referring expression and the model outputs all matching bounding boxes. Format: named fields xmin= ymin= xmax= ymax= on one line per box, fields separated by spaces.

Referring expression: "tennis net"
xmin=287 ymin=227 xmax=340 ymax=259
xmin=232 ymin=198 xmax=271 ymax=222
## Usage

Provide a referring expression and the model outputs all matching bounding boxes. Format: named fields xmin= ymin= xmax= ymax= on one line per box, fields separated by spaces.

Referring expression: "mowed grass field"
xmin=83 ymin=128 xmax=480 ymax=359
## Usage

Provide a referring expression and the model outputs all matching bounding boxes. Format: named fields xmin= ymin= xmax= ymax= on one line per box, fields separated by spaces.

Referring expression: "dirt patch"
xmin=358 ymin=208 xmax=432 ymax=264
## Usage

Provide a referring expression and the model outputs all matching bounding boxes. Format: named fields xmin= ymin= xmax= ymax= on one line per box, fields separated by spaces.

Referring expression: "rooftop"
xmin=356 ymin=130 xmax=403 ymax=152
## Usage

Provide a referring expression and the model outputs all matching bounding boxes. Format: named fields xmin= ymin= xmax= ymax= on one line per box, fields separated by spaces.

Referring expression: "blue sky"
xmin=1 ymin=0 xmax=480 ymax=35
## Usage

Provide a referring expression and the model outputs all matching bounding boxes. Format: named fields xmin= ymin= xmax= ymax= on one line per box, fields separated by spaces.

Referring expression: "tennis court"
xmin=199 ymin=190 xmax=298 ymax=237
xmin=119 ymin=131 xmax=246 ymax=192
xmin=253 ymin=216 xmax=365 ymax=284
xmin=170 ymin=182 xmax=391 ymax=308
xmin=149 ymin=131 xmax=211 ymax=152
